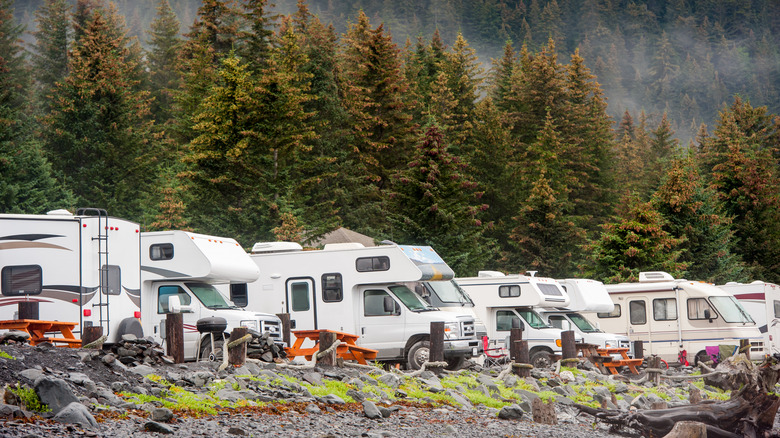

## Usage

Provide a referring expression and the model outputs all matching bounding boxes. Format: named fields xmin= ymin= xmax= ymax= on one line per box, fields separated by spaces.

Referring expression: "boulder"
xmin=53 ymin=402 xmax=97 ymax=428
xmin=34 ymin=376 xmax=78 ymax=414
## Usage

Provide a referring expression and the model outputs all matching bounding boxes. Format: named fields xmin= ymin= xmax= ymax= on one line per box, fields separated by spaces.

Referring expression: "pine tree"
xmin=146 ymin=0 xmax=182 ymax=126
xmin=489 ymin=40 xmax=516 ymax=111
xmin=584 ymin=197 xmax=687 ymax=283
xmin=30 ymin=0 xmax=70 ymax=113
xmin=443 ymin=32 xmax=483 ymax=150
xmin=41 ymin=8 xmax=158 ymax=219
xmin=388 ymin=125 xmax=492 ymax=276
xmin=652 ymin=152 xmax=745 ymax=283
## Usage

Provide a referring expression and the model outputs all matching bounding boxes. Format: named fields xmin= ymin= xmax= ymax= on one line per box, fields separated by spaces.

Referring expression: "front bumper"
xmin=443 ymin=339 xmax=481 ymax=358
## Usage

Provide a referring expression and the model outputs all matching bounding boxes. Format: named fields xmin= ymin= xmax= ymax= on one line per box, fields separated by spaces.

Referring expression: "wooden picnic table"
xmin=596 ymin=347 xmax=642 ymax=375
xmin=0 ymin=319 xmax=81 ymax=348
xmin=285 ymin=329 xmax=377 ymax=365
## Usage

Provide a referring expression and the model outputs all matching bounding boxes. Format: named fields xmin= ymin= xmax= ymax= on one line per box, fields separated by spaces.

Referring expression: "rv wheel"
xmin=694 ymin=350 xmax=711 ymax=367
xmin=445 ymin=356 xmax=465 ymax=371
xmin=530 ymin=350 xmax=553 ymax=369
xmin=200 ymin=338 xmax=225 ymax=362
xmin=406 ymin=340 xmax=431 ymax=370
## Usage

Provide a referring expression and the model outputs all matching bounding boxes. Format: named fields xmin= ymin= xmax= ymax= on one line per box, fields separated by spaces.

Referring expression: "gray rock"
xmin=630 ymin=395 xmax=650 ymax=410
xmin=613 ymin=383 xmax=628 ymax=393
xmin=554 ymin=395 xmax=574 ymax=405
xmin=553 ymin=385 xmax=575 ymax=397
xmin=497 ymin=404 xmax=524 ymax=420
xmin=444 ymin=390 xmax=473 ymax=409
xmin=377 ymin=373 xmax=400 ymax=389
xmin=515 ymin=389 xmax=540 ymax=404
xmin=320 ymin=394 xmax=345 ymax=405
xmin=0 ymin=330 xmax=30 ymax=343
xmin=20 ymin=368 xmax=44 ymax=382
xmin=346 ymin=389 xmax=366 ymax=402
xmin=53 ymin=402 xmax=97 ymax=427
xmin=0 ymin=403 xmax=24 ymax=418
xmin=184 ymin=371 xmax=214 ymax=387
xmin=305 ymin=403 xmax=322 ymax=414
xmin=476 ymin=375 xmax=500 ymax=393
xmin=216 ymin=388 xmax=245 ymax=402
xmin=378 ymin=405 xmax=399 ymax=418
xmin=128 ymin=364 xmax=156 ymax=377
xmin=34 ymin=376 xmax=78 ymax=414
xmin=151 ymin=407 xmax=174 ymax=422
xmin=502 ymin=375 xmax=518 ymax=388
xmin=144 ymin=421 xmax=175 ymax=434
xmin=362 ymin=400 xmax=382 ymax=419
xmin=420 ymin=378 xmax=445 ymax=393
xmin=227 ymin=427 xmax=247 ymax=435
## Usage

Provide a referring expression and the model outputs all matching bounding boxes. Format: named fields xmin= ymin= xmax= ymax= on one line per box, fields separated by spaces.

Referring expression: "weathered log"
xmin=573 ymin=354 xmax=780 ymax=438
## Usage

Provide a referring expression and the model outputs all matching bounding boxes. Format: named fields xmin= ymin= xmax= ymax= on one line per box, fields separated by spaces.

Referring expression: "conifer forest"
xmin=3 ymin=0 xmax=780 ymax=283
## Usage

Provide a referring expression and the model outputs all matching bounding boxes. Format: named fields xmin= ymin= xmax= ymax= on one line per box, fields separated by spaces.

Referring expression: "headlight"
xmin=240 ymin=320 xmax=259 ymax=331
xmin=605 ymin=340 xmax=618 ymax=348
xmin=444 ymin=322 xmax=460 ymax=339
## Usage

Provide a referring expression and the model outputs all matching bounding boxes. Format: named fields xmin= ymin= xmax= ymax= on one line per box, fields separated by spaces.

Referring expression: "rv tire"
xmin=530 ymin=350 xmax=553 ymax=369
xmin=694 ymin=350 xmax=711 ymax=367
xmin=116 ymin=318 xmax=144 ymax=340
xmin=406 ymin=340 xmax=431 ymax=370
xmin=445 ymin=356 xmax=465 ymax=371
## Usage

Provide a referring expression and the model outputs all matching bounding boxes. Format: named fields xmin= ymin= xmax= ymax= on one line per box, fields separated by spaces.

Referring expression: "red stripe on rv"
xmin=733 ymin=293 xmax=765 ymax=300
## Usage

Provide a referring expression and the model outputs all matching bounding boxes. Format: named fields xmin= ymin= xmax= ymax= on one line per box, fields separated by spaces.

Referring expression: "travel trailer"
xmin=596 ymin=272 xmax=767 ymax=364
xmin=245 ymin=242 xmax=480 ymax=369
xmin=0 ymin=209 xmax=142 ymax=342
xmin=718 ymin=281 xmax=780 ymax=355
xmin=540 ymin=279 xmax=633 ymax=356
xmin=0 ymin=210 xmax=282 ymax=361
xmin=455 ymin=271 xmax=579 ymax=368
xmin=140 ymin=231 xmax=283 ymax=361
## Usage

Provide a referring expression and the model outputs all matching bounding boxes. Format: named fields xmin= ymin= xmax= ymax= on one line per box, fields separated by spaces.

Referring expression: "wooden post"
xmin=165 ymin=313 xmax=184 ymax=364
xmin=276 ymin=313 xmax=291 ymax=347
xmin=510 ymin=328 xmax=531 ymax=377
xmin=228 ymin=327 xmax=248 ymax=367
xmin=429 ymin=322 xmax=444 ymax=374
xmin=649 ymin=355 xmax=661 ymax=386
xmin=82 ymin=326 xmax=103 ymax=348
xmin=739 ymin=339 xmax=751 ymax=360
xmin=509 ymin=328 xmax=523 ymax=361
xmin=318 ymin=331 xmax=338 ymax=367
xmin=18 ymin=302 xmax=39 ymax=320
xmin=561 ymin=330 xmax=578 ymax=367
xmin=633 ymin=340 xmax=644 ymax=360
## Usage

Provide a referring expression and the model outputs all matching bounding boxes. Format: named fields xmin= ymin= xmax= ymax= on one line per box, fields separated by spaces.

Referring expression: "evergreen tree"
xmin=388 ymin=125 xmax=491 ymax=276
xmin=146 ymin=0 xmax=182 ymax=126
xmin=653 ymin=152 xmax=745 ymax=283
xmin=30 ymin=0 xmax=70 ymax=112
xmin=489 ymin=40 xmax=516 ymax=111
xmin=41 ymin=8 xmax=158 ymax=219
xmin=443 ymin=32 xmax=483 ymax=150
xmin=584 ymin=197 xmax=687 ymax=283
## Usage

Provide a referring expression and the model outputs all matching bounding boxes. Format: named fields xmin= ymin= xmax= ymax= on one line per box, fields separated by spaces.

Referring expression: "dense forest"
xmin=2 ymin=0 xmax=780 ymax=285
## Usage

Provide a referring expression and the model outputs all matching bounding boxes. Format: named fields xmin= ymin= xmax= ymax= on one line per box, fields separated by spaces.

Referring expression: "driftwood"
xmin=574 ymin=354 xmax=780 ymax=438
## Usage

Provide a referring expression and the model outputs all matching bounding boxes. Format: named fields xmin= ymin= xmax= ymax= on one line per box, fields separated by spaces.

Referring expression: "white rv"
xmin=0 ymin=209 xmax=142 ymax=342
xmin=596 ymin=272 xmax=767 ymax=364
xmin=455 ymin=271 xmax=579 ymax=368
xmin=140 ymin=231 xmax=283 ymax=361
xmin=245 ymin=242 xmax=480 ymax=370
xmin=409 ymin=280 xmax=488 ymax=341
xmin=718 ymin=281 xmax=780 ymax=355
xmin=540 ymin=279 xmax=633 ymax=356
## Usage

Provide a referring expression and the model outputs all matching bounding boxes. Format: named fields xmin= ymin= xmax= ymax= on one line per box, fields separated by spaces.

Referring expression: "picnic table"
xmin=285 ymin=329 xmax=377 ymax=365
xmin=0 ymin=319 xmax=81 ymax=348
xmin=597 ymin=347 xmax=642 ymax=375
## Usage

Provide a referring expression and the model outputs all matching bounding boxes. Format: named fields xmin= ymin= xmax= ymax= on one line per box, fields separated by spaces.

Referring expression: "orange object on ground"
xmin=0 ymin=319 xmax=82 ymax=348
xmin=285 ymin=329 xmax=377 ymax=365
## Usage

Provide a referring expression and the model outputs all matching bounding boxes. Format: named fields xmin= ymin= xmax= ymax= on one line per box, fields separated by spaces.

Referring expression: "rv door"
xmin=286 ymin=278 xmax=316 ymax=330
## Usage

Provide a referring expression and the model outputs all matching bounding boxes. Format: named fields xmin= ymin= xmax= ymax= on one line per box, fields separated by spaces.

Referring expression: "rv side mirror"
xmin=704 ymin=309 xmax=713 ymax=322
xmin=167 ymin=295 xmax=192 ymax=314
xmin=383 ymin=296 xmax=400 ymax=315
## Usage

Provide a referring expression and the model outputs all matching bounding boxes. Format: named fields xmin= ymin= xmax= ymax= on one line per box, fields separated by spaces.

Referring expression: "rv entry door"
xmin=286 ymin=278 xmax=316 ymax=330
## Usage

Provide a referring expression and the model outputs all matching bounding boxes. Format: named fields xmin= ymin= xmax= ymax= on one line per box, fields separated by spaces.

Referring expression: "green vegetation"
xmin=0 ymin=350 xmax=14 ymax=360
xmin=10 ymin=384 xmax=50 ymax=413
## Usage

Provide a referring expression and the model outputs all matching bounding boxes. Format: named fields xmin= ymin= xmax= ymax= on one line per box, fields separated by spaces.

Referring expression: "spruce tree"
xmin=146 ymin=0 xmax=182 ymax=126
xmin=30 ymin=0 xmax=70 ymax=113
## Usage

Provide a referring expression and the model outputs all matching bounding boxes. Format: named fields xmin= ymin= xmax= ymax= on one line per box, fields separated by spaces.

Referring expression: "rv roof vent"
xmin=323 ymin=242 xmax=365 ymax=250
xmin=638 ymin=271 xmax=675 ymax=282
xmin=751 ymin=280 xmax=766 ymax=285
xmin=251 ymin=242 xmax=302 ymax=254
xmin=478 ymin=270 xmax=506 ymax=278
xmin=46 ymin=209 xmax=72 ymax=216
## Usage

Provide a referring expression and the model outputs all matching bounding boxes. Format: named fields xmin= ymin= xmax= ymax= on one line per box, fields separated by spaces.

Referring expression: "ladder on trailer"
xmin=76 ymin=208 xmax=110 ymax=336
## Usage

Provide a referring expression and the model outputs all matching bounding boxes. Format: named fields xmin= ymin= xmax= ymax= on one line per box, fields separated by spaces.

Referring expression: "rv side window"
xmin=597 ymin=304 xmax=621 ymax=318
xmin=150 ymin=243 xmax=174 ymax=260
xmin=775 ymin=300 xmax=780 ymax=318
xmin=101 ymin=265 xmax=121 ymax=295
xmin=547 ymin=315 xmax=565 ymax=329
xmin=653 ymin=298 xmax=677 ymax=321
xmin=496 ymin=310 xmax=521 ymax=331
xmin=158 ymin=285 xmax=191 ymax=313
xmin=356 ymin=256 xmax=390 ymax=272
xmin=499 ymin=285 xmax=520 ymax=298
xmin=537 ymin=283 xmax=563 ymax=296
xmin=687 ymin=298 xmax=716 ymax=320
xmin=1 ymin=265 xmax=42 ymax=296
xmin=322 ymin=273 xmax=343 ymax=302
xmin=364 ymin=290 xmax=398 ymax=316
xmin=230 ymin=283 xmax=248 ymax=307
xmin=290 ymin=282 xmax=310 ymax=312
xmin=629 ymin=301 xmax=647 ymax=325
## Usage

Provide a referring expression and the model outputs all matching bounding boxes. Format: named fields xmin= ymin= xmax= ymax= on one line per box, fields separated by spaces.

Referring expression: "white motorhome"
xmin=0 ymin=209 xmax=142 ymax=342
xmin=245 ymin=242 xmax=480 ymax=369
xmin=540 ymin=279 xmax=633 ymax=356
xmin=455 ymin=271 xmax=579 ymax=368
xmin=596 ymin=272 xmax=767 ymax=364
xmin=140 ymin=231 xmax=283 ymax=361
xmin=409 ymin=280 xmax=488 ymax=341
xmin=718 ymin=281 xmax=780 ymax=355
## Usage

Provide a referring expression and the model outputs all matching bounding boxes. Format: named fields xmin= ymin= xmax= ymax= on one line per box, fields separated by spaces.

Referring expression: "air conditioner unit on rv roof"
xmin=638 ymin=271 xmax=675 ymax=282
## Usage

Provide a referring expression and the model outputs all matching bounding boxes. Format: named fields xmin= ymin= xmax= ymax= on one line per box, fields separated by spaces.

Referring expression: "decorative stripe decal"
xmin=0 ymin=297 xmax=54 ymax=306
xmin=0 ymin=242 xmax=71 ymax=251
xmin=141 ymin=266 xmax=188 ymax=278
xmin=0 ymin=234 xmax=65 ymax=241
xmin=734 ymin=293 xmax=765 ymax=300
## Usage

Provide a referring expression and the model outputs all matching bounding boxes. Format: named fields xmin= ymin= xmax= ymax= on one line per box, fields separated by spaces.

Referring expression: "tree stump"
xmin=165 ymin=313 xmax=184 ymax=364
xmin=228 ymin=327 xmax=248 ymax=367
xmin=81 ymin=326 xmax=103 ymax=348
xmin=318 ymin=331 xmax=337 ymax=367
xmin=532 ymin=397 xmax=557 ymax=425
xmin=662 ymin=421 xmax=707 ymax=438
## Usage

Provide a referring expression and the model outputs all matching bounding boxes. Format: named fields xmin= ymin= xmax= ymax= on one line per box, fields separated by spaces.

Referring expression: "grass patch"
xmin=0 ymin=350 xmax=14 ymax=360
xmin=301 ymin=379 xmax=355 ymax=403
xmin=10 ymin=384 xmax=50 ymax=413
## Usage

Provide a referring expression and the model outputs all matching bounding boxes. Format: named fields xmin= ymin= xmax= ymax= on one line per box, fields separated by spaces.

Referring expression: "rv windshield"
xmin=389 ymin=285 xmax=436 ymax=312
xmin=709 ymin=296 xmax=755 ymax=324
xmin=427 ymin=280 xmax=473 ymax=306
xmin=566 ymin=313 xmax=601 ymax=333
xmin=186 ymin=282 xmax=237 ymax=309
xmin=516 ymin=308 xmax=552 ymax=329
